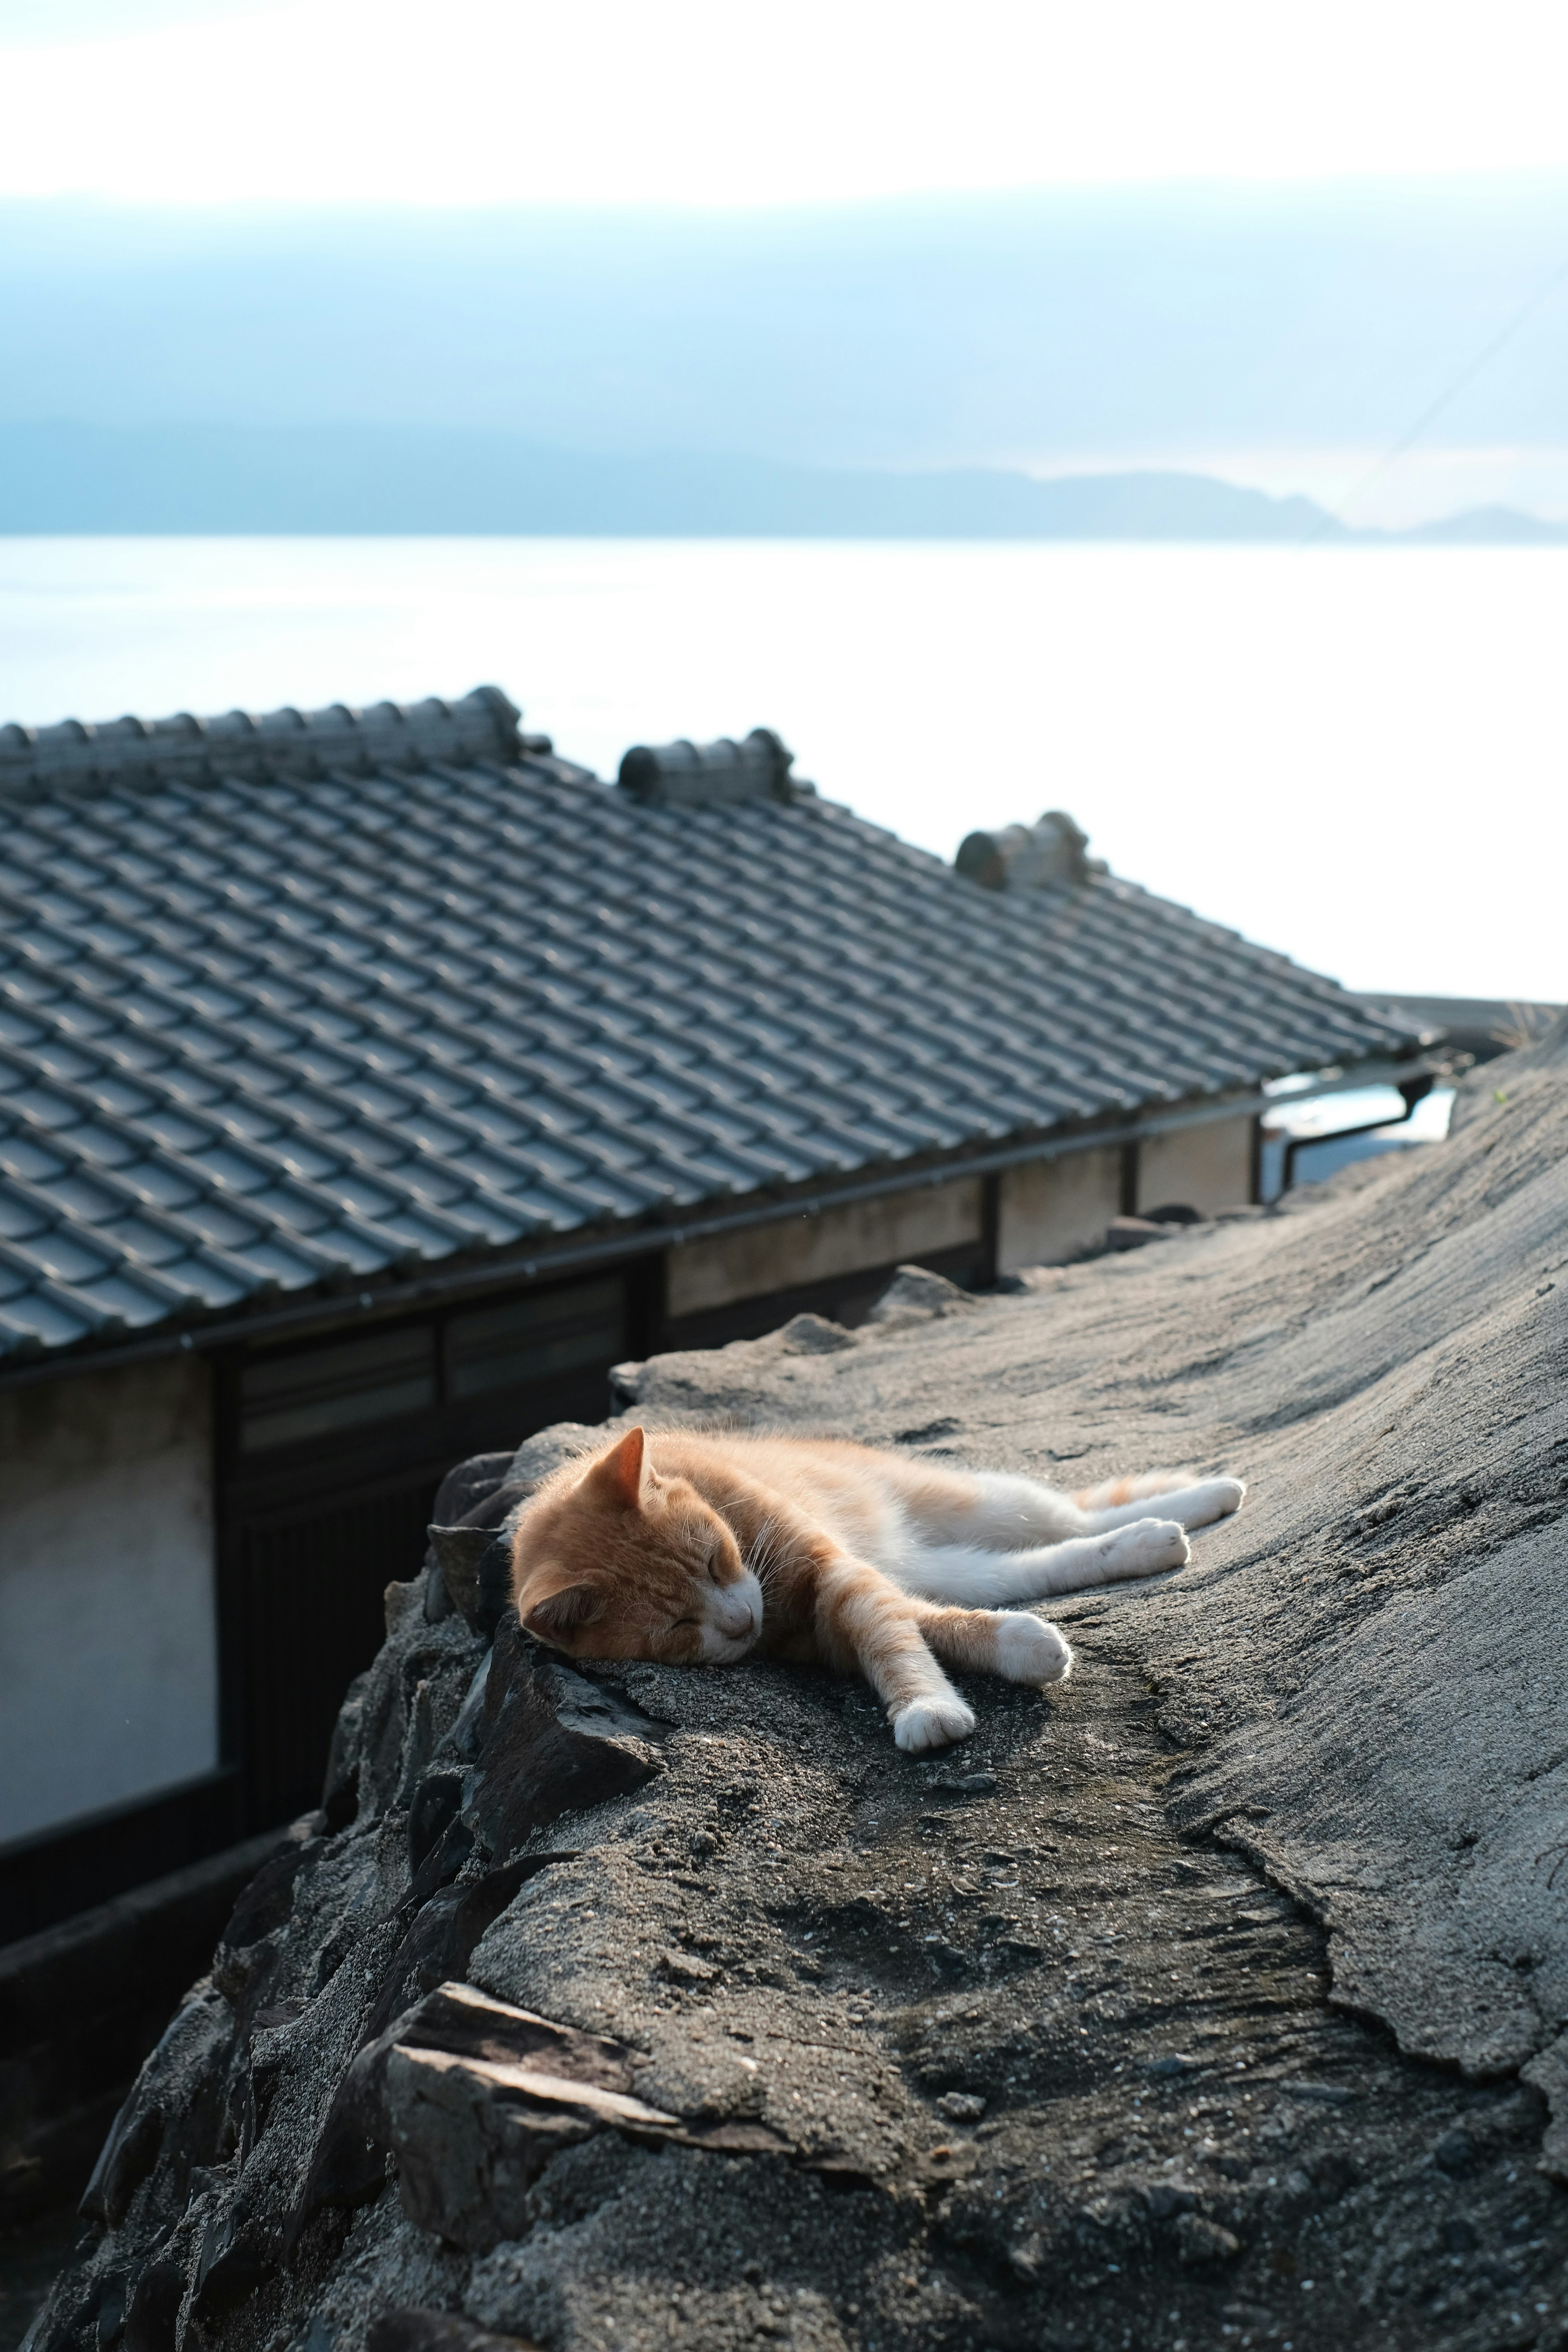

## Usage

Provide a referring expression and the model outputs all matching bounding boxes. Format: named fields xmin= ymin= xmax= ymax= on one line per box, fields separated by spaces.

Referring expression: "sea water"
xmin=1 ymin=536 xmax=1563 ymax=1002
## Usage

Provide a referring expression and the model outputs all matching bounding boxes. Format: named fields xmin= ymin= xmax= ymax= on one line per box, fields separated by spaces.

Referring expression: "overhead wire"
xmin=1306 ymin=241 xmax=1568 ymax=538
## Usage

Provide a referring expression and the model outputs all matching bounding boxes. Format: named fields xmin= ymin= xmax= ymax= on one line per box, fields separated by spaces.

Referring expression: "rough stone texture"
xmin=24 ymin=1027 xmax=1568 ymax=2352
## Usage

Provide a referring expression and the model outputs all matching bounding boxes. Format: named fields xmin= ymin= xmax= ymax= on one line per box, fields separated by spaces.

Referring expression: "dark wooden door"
xmin=232 ymin=1473 xmax=442 ymax=1826
xmin=217 ymin=1266 xmax=645 ymax=1833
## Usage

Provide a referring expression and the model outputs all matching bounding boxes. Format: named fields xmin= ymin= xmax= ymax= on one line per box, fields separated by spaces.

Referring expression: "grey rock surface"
xmin=26 ymin=1030 xmax=1568 ymax=2352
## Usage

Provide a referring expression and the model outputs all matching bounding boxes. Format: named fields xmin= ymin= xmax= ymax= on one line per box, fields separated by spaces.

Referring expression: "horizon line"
xmin=8 ymin=163 xmax=1568 ymax=220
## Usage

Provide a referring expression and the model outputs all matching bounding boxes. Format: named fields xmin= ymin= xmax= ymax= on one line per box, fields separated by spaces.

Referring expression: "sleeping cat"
xmin=510 ymin=1428 xmax=1244 ymax=1752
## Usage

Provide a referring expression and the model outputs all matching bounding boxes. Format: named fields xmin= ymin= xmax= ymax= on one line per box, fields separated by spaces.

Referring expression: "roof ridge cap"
xmin=0 ymin=683 xmax=522 ymax=801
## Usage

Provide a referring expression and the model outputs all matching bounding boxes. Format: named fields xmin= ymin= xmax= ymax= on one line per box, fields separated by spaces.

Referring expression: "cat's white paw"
xmin=1096 ymin=1517 xmax=1190 ymax=1581
xmin=996 ymin=1612 xmax=1074 ymax=1686
xmin=1181 ymin=1476 xmax=1247 ymax=1527
xmin=893 ymin=1695 xmax=977 ymax=1752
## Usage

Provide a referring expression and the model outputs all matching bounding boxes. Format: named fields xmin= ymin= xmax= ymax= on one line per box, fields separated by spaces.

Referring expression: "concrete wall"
xmin=0 ymin=1356 xmax=217 ymax=1847
xmin=1136 ymin=1112 xmax=1256 ymax=1216
xmin=996 ymin=1145 xmax=1125 ymax=1273
xmin=996 ymin=1112 xmax=1257 ymax=1272
xmin=666 ymin=1178 xmax=985 ymax=1319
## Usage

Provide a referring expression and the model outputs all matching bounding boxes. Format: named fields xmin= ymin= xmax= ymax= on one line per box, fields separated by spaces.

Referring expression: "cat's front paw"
xmin=893 ymin=1695 xmax=976 ymax=1752
xmin=996 ymin=1612 xmax=1074 ymax=1686
xmin=1097 ymin=1517 xmax=1191 ymax=1581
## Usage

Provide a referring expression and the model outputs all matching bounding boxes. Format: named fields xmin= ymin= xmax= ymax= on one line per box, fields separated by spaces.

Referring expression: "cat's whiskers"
xmin=744 ymin=1511 xmax=790 ymax=1592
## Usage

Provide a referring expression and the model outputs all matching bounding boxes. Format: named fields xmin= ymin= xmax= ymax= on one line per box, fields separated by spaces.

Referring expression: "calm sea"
xmin=1 ymin=537 xmax=1563 ymax=1002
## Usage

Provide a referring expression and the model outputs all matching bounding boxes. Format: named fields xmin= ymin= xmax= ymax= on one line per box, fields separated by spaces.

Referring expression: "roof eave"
xmin=0 ymin=1050 xmax=1444 ymax=1392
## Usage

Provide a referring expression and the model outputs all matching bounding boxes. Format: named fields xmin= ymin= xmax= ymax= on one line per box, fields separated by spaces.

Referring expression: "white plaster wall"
xmin=0 ymin=1354 xmax=216 ymax=1846
xmin=1136 ymin=1113 xmax=1256 ymax=1216
xmin=997 ymin=1146 xmax=1125 ymax=1272
xmin=666 ymin=1180 xmax=984 ymax=1318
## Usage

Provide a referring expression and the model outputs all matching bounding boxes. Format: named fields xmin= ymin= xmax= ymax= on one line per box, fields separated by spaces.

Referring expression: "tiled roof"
xmin=0 ymin=685 xmax=1417 ymax=1362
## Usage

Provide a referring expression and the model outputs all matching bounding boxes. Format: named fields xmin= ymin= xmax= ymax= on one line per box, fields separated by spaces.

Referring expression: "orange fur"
xmin=1071 ymin=1469 xmax=1193 ymax=1509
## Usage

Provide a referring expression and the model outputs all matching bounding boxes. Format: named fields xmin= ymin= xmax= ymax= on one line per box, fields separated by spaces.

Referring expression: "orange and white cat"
xmin=510 ymin=1428 xmax=1244 ymax=1752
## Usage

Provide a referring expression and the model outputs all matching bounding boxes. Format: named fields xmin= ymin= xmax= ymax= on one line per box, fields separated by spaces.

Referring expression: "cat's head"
xmin=511 ymin=1425 xmax=763 ymax=1666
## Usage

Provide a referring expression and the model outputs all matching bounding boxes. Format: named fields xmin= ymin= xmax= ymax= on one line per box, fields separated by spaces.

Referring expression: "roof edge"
xmin=0 ymin=683 xmax=524 ymax=800
xmin=0 ymin=1059 xmax=1442 ymax=1390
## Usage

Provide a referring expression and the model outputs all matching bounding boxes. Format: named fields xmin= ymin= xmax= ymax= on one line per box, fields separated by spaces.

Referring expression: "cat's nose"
xmin=713 ymin=1589 xmax=759 ymax=1640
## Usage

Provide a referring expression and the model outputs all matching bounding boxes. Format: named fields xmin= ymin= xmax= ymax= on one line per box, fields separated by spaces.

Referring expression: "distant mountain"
xmin=1401 ymin=503 xmax=1568 ymax=545
xmin=0 ymin=422 xmax=1339 ymax=537
xmin=0 ymin=421 xmax=1564 ymax=541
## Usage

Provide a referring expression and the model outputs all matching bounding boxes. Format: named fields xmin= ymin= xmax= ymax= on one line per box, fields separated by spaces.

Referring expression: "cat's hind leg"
xmin=945 ymin=1470 xmax=1091 ymax=1546
xmin=897 ymin=1467 xmax=1245 ymax=1554
xmin=1072 ymin=1477 xmax=1245 ymax=1534
xmin=894 ymin=1519 xmax=1191 ymax=1605
xmin=1073 ymin=1470 xmax=1197 ymax=1508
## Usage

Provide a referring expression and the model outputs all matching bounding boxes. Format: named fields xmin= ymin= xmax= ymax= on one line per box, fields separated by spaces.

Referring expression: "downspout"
xmin=1279 ymin=1073 xmax=1436 ymax=1195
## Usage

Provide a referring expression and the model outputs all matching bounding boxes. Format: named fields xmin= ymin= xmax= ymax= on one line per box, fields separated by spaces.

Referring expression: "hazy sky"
xmin=2 ymin=6 xmax=1564 ymax=1000
xmin=3 ymin=0 xmax=1568 ymax=206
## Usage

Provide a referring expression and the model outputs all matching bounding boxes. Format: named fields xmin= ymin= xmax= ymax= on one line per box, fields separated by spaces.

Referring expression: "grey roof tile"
xmin=0 ymin=683 xmax=1423 ymax=1363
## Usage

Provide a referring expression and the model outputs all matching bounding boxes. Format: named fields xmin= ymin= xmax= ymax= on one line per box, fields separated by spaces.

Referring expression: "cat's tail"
xmin=1071 ymin=1469 xmax=1196 ymax=1509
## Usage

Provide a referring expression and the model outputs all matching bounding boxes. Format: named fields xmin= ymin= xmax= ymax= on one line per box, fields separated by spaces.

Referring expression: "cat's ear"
xmin=584 ymin=1425 xmax=647 ymax=1511
xmin=523 ymin=1583 xmax=601 ymax=1644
